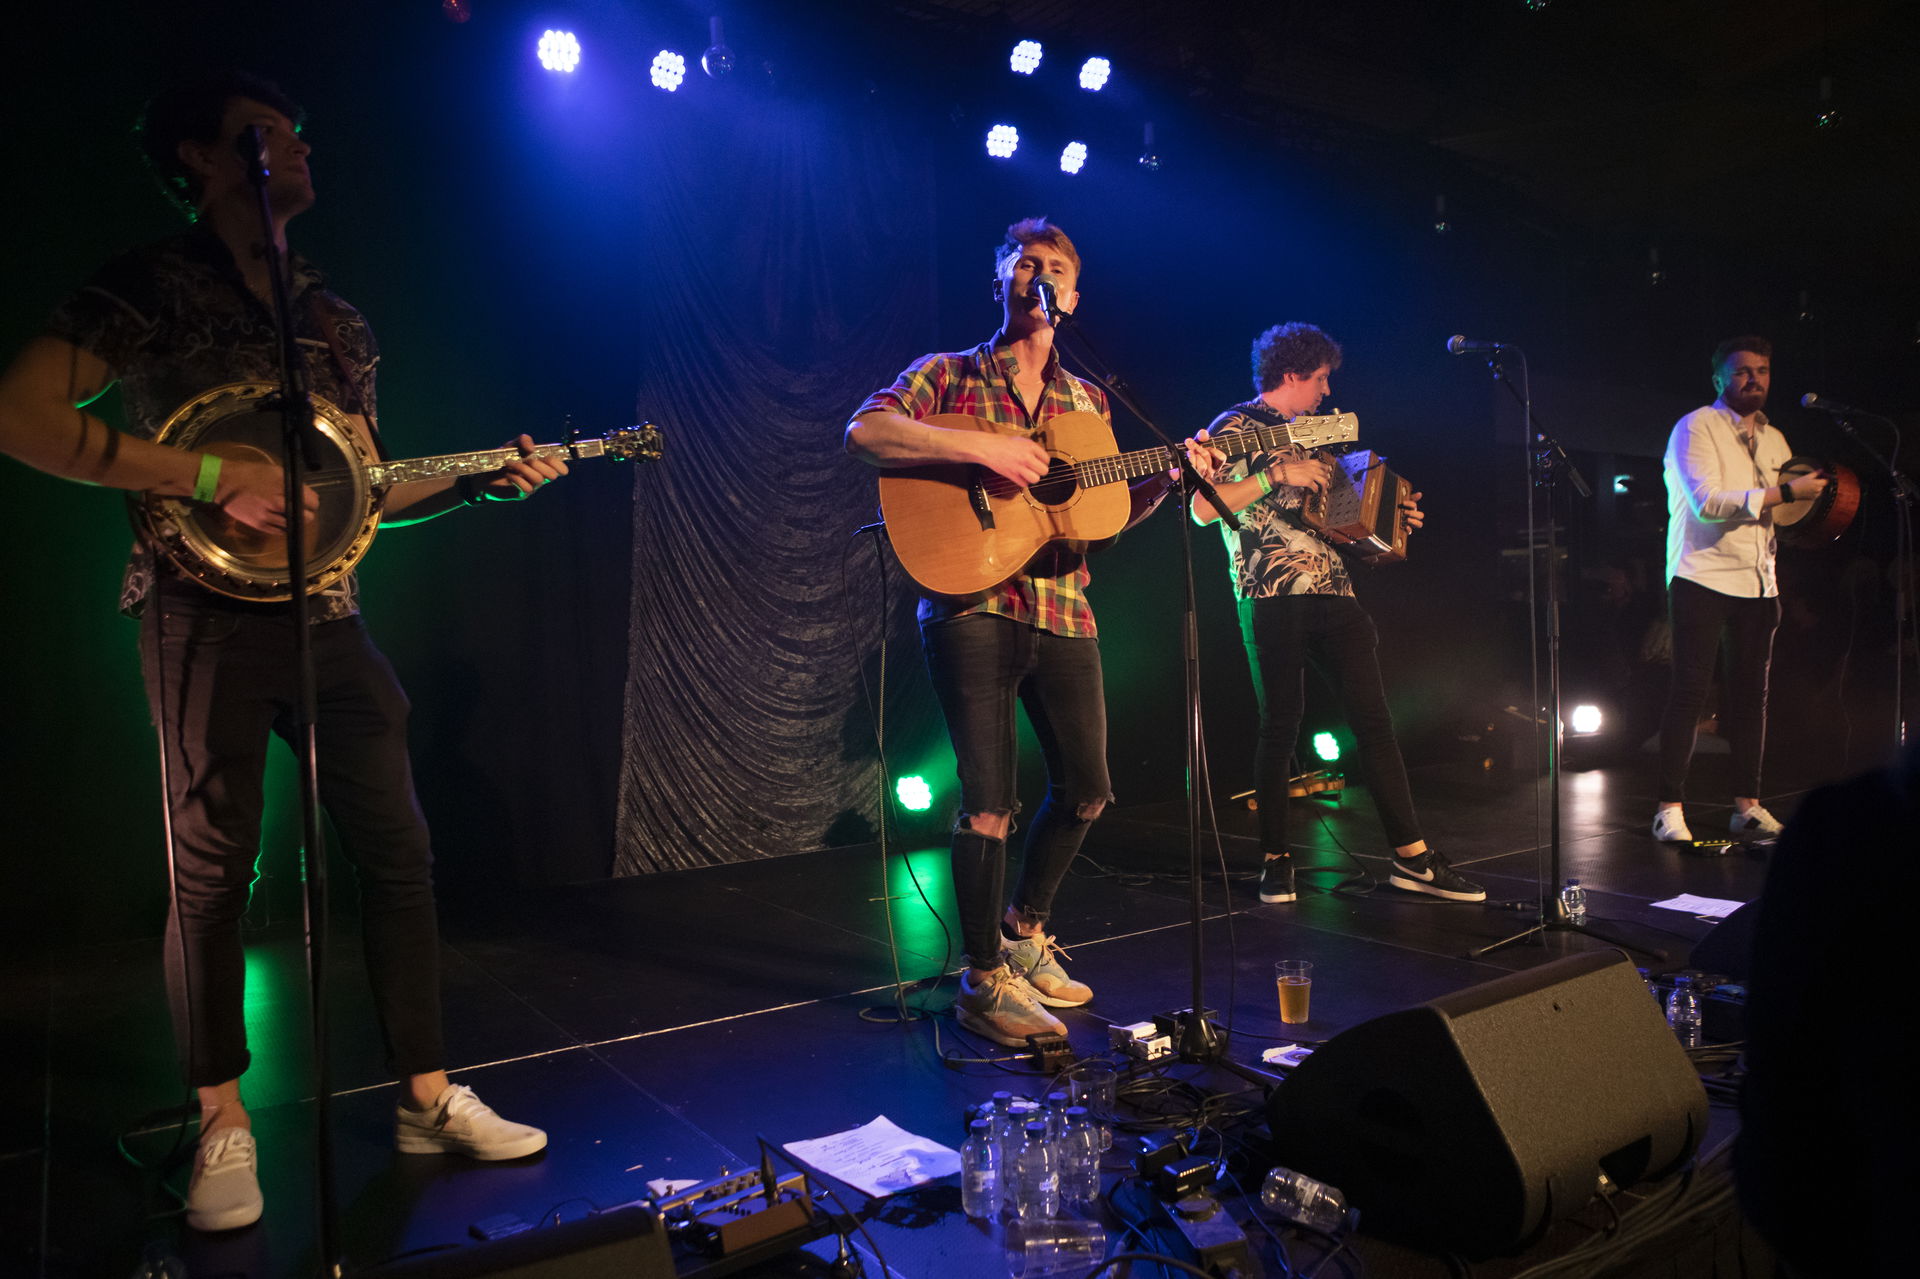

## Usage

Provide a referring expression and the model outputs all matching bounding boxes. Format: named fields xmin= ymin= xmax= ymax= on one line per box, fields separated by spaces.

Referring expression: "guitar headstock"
xmin=605 ymin=422 xmax=665 ymax=462
xmin=1282 ymin=411 xmax=1359 ymax=452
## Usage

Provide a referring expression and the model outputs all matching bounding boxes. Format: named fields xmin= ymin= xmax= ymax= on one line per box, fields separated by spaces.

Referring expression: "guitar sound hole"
xmin=1029 ymin=457 xmax=1079 ymax=506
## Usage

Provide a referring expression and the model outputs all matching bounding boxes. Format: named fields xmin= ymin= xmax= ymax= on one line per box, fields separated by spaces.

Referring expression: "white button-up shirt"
xmin=1663 ymin=397 xmax=1795 ymax=598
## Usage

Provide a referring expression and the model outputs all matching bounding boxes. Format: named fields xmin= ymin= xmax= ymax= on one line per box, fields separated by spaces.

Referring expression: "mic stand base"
xmin=1469 ymin=911 xmax=1665 ymax=962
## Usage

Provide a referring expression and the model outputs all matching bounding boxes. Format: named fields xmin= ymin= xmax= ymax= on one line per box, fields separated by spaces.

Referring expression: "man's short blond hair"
xmin=994 ymin=217 xmax=1081 ymax=285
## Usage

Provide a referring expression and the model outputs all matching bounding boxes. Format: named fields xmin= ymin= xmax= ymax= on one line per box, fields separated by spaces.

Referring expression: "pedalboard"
xmin=1111 ymin=1018 xmax=1173 ymax=1062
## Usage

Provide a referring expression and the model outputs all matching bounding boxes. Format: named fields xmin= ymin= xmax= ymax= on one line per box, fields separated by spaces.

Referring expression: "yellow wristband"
xmin=193 ymin=453 xmax=222 ymax=504
xmin=1256 ymin=469 xmax=1274 ymax=496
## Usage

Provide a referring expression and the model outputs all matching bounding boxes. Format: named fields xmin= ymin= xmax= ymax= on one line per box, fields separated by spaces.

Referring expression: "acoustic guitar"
xmin=878 ymin=409 xmax=1359 ymax=598
xmin=137 ymin=380 xmax=664 ymax=601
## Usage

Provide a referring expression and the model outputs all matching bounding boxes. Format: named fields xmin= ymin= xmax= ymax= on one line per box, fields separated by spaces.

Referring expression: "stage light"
xmin=1078 ymin=57 xmax=1111 ymax=91
xmin=1568 ymin=704 xmax=1604 ymax=735
xmin=1010 ymin=40 xmax=1043 ymax=75
xmin=702 ymin=16 xmax=735 ymax=78
xmin=537 ymin=30 xmax=582 ymax=74
xmin=1613 ymin=474 xmax=1632 ymax=494
xmin=651 ymin=50 xmax=687 ymax=92
xmin=1059 ymin=141 xmax=1087 ymax=174
xmin=985 ymin=124 xmax=1020 ymax=159
xmin=895 ymin=775 xmax=934 ymax=812
xmin=1312 ymin=731 xmax=1341 ymax=762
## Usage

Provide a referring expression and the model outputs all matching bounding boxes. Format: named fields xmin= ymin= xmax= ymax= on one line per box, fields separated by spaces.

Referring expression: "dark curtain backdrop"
xmin=613 ymin=93 xmax=947 ymax=873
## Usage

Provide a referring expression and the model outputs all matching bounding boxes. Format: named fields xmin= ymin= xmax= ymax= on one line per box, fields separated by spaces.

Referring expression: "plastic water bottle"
xmin=961 ymin=1119 xmax=1000 ymax=1220
xmin=1667 ymin=975 xmax=1703 ymax=1048
xmin=1260 ymin=1164 xmax=1352 ymax=1234
xmin=1044 ymin=1089 xmax=1073 ymax=1143
xmin=1012 ymin=1120 xmax=1060 ymax=1221
xmin=1559 ymin=878 xmax=1587 ymax=927
xmin=1057 ymin=1106 xmax=1100 ymax=1208
xmin=998 ymin=1099 xmax=1039 ymax=1206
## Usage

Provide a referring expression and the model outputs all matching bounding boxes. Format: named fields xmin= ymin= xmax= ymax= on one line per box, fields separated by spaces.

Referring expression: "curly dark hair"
xmin=1251 ymin=322 xmax=1343 ymax=395
xmin=1709 ymin=334 xmax=1772 ymax=376
xmin=994 ymin=217 xmax=1081 ymax=284
xmin=137 ymin=71 xmax=305 ymax=219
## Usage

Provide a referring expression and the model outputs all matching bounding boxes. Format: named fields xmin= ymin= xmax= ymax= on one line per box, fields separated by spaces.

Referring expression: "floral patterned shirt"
xmin=1206 ymin=400 xmax=1353 ymax=600
xmin=45 ymin=225 xmax=379 ymax=620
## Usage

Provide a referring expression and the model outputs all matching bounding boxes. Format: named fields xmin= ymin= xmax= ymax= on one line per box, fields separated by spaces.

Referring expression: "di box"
xmin=1265 ymin=952 xmax=1707 ymax=1256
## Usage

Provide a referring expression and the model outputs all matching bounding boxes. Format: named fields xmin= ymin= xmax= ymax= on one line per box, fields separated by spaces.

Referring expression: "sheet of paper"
xmin=783 ymin=1115 xmax=961 ymax=1199
xmin=1650 ymin=893 xmax=1746 ymax=919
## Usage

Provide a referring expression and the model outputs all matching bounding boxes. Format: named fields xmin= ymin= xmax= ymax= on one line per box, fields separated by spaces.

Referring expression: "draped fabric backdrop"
xmin=613 ymin=94 xmax=948 ymax=874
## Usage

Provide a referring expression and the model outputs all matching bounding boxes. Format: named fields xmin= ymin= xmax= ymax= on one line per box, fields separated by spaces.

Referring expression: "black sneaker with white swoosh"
xmin=1388 ymin=850 xmax=1487 ymax=902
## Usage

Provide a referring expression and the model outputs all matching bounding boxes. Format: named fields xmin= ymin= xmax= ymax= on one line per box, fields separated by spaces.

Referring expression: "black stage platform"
xmin=4 ymin=757 xmax=1783 ymax=1278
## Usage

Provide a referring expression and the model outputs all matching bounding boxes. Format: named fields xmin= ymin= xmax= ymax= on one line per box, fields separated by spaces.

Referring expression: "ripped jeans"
xmin=922 ymin=613 xmax=1112 ymax=968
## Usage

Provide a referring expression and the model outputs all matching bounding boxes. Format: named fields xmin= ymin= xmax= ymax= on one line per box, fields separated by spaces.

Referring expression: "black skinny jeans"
xmin=922 ymin=613 xmax=1112 ymax=969
xmin=1657 ymin=577 xmax=1780 ymax=803
xmin=1239 ymin=594 xmax=1422 ymax=859
xmin=140 ymin=581 xmax=444 ymax=1087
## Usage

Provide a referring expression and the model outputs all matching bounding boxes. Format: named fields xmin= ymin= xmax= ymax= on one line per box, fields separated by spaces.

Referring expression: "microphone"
xmin=234 ymin=123 xmax=269 ymax=174
xmin=1446 ymin=334 xmax=1510 ymax=355
xmin=1032 ymin=274 xmax=1069 ymax=326
xmin=1800 ymin=392 xmax=1861 ymax=416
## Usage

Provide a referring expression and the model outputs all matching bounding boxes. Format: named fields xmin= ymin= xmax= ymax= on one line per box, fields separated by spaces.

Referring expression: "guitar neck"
xmin=1069 ymin=417 xmax=1339 ymax=489
xmin=365 ymin=439 xmax=609 ymax=488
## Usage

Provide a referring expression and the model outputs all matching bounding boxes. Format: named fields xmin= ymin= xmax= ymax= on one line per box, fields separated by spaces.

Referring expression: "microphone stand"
xmin=1824 ymin=406 xmax=1918 ymax=751
xmin=238 ymin=125 xmax=341 ymax=1274
xmin=1467 ymin=350 xmax=1661 ymax=961
xmin=1047 ymin=309 xmax=1274 ymax=1082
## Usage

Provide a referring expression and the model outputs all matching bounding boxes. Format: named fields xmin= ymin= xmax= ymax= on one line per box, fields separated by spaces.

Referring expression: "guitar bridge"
xmin=968 ymin=479 xmax=997 ymax=531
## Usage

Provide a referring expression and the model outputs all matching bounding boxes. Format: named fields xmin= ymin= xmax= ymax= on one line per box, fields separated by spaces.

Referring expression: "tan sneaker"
xmin=955 ymin=965 xmax=1067 ymax=1046
xmin=396 ymin=1084 xmax=547 ymax=1160
xmin=185 ymin=1127 xmax=263 ymax=1232
xmin=1003 ymin=931 xmax=1094 ymax=1007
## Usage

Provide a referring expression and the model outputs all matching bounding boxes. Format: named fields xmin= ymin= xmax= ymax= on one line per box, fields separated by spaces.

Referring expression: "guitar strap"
xmin=1065 ymin=374 xmax=1099 ymax=416
xmin=307 ymin=293 xmax=392 ymax=462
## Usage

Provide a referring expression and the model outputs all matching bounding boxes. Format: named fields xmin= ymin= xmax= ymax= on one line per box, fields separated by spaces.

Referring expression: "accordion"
xmin=1302 ymin=449 xmax=1411 ymax=565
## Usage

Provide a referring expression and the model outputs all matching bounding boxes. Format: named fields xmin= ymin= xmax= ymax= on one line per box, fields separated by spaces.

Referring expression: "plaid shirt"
xmin=858 ymin=337 xmax=1110 ymax=637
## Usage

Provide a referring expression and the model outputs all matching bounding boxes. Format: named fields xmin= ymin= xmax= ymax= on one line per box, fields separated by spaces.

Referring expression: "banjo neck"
xmin=350 ymin=439 xmax=619 ymax=490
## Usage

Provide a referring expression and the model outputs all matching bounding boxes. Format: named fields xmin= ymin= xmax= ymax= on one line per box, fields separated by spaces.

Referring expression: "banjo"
xmin=136 ymin=380 xmax=664 ymax=601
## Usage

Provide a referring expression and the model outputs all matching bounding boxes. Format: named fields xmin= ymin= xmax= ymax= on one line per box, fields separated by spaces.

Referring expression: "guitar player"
xmin=1193 ymin=322 xmax=1486 ymax=907
xmin=0 ymin=72 xmax=555 ymax=1231
xmin=844 ymin=216 xmax=1219 ymax=1047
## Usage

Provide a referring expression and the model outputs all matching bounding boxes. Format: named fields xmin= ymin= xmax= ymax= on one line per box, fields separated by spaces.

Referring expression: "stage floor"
xmin=4 ymin=756 xmax=1785 ymax=1278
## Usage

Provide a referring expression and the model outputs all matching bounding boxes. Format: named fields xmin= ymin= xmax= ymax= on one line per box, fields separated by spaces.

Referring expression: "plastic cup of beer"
xmin=1275 ymin=960 xmax=1313 ymax=1025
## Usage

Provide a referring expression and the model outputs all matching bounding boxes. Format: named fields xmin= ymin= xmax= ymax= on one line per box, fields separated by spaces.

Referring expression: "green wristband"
xmin=193 ymin=453 xmax=222 ymax=504
xmin=1256 ymin=469 xmax=1274 ymax=496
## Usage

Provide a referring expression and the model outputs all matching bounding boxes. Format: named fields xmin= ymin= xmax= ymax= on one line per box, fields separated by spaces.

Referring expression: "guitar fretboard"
xmin=1065 ymin=414 xmax=1356 ymax=489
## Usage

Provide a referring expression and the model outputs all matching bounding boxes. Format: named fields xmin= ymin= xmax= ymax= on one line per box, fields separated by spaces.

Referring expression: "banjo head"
xmin=141 ymin=381 xmax=381 ymax=601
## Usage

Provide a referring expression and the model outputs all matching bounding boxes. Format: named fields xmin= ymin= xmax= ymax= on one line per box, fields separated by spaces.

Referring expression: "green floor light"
xmin=895 ymin=775 xmax=934 ymax=812
xmin=1312 ymin=731 xmax=1341 ymax=763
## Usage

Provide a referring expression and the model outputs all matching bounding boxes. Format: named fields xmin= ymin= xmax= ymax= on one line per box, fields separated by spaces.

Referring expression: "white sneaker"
xmin=185 ymin=1127 xmax=263 ymax=1232
xmin=1730 ymin=805 xmax=1784 ymax=840
xmin=396 ymin=1084 xmax=547 ymax=1160
xmin=1651 ymin=808 xmax=1693 ymax=842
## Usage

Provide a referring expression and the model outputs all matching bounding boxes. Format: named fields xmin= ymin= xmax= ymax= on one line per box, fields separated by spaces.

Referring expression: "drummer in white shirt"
xmin=1652 ymin=335 xmax=1829 ymax=844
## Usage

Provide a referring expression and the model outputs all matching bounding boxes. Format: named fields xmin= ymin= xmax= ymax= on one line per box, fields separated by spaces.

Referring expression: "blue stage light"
xmin=985 ymin=124 xmax=1020 ymax=159
xmin=650 ymin=50 xmax=687 ymax=92
xmin=1078 ymin=57 xmax=1111 ymax=91
xmin=1010 ymin=40 xmax=1043 ymax=75
xmin=537 ymin=30 xmax=582 ymax=74
xmin=1059 ymin=141 xmax=1087 ymax=174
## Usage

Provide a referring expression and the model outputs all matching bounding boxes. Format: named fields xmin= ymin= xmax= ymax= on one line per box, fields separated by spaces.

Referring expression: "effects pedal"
xmin=1111 ymin=1019 xmax=1172 ymax=1062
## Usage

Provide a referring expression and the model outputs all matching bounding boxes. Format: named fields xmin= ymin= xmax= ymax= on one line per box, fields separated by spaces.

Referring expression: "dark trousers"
xmin=922 ymin=613 xmax=1112 ymax=968
xmin=1657 ymin=577 xmax=1780 ymax=803
xmin=1239 ymin=595 xmax=1422 ymax=858
xmin=140 ymin=582 xmax=444 ymax=1087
